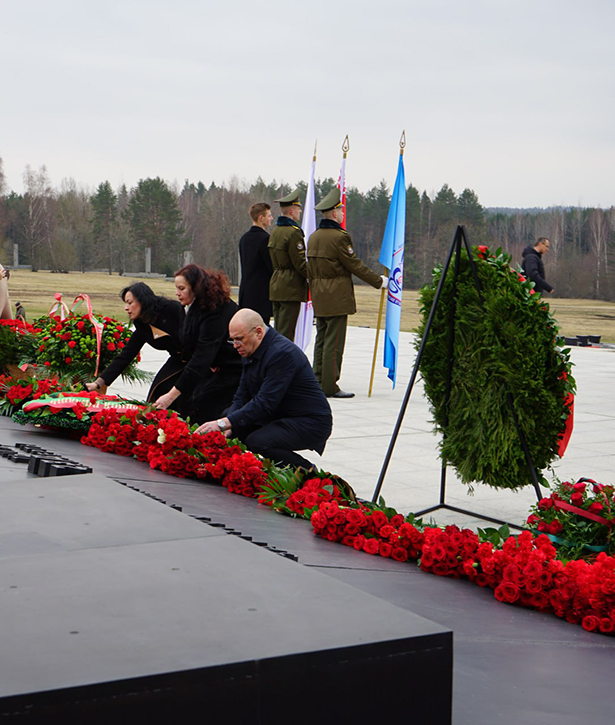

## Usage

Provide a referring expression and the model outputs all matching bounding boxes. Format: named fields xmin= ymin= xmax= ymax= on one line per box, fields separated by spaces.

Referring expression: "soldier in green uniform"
xmin=267 ymin=189 xmax=308 ymax=340
xmin=307 ymin=187 xmax=386 ymax=398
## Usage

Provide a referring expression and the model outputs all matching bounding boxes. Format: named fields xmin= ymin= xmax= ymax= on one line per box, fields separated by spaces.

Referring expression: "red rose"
xmin=588 ymin=502 xmax=604 ymax=514
xmin=538 ymin=498 xmax=554 ymax=510
xmin=582 ymin=615 xmax=600 ymax=632
xmin=363 ymin=539 xmax=379 ymax=555
xmin=573 ymin=481 xmax=587 ymax=492
xmin=494 ymin=582 xmax=520 ymax=604
xmin=391 ymin=547 xmax=409 ymax=562
xmin=107 ymin=343 xmax=116 ymax=351
xmin=379 ymin=542 xmax=392 ymax=558
xmin=548 ymin=520 xmax=563 ymax=535
xmin=65 ymin=357 xmax=72 ymax=364
xmin=68 ymin=340 xmax=76 ymax=348
xmin=570 ymin=493 xmax=584 ymax=506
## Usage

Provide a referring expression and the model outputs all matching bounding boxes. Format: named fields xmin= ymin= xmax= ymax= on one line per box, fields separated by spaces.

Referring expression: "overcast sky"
xmin=1 ymin=0 xmax=613 ymax=208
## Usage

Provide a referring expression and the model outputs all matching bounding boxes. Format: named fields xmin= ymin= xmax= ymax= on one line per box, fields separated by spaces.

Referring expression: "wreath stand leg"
xmin=371 ymin=225 xmax=542 ymax=531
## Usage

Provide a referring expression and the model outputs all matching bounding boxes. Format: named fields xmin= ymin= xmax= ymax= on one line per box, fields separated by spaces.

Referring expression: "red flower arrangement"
xmin=34 ymin=311 xmax=132 ymax=379
xmin=527 ymin=477 xmax=615 ymax=556
xmin=0 ymin=318 xmax=41 ymax=373
xmin=0 ymin=372 xmax=65 ymax=416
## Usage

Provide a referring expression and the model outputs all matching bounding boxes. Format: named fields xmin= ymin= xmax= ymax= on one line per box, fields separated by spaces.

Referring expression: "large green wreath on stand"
xmin=416 ymin=244 xmax=575 ymax=491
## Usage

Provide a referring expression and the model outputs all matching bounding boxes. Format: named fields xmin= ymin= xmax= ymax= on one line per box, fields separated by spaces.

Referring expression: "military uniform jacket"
xmin=307 ymin=219 xmax=383 ymax=317
xmin=268 ymin=217 xmax=308 ymax=302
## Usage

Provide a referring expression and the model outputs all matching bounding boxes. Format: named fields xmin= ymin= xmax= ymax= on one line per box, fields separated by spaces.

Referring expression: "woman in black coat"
xmin=86 ymin=282 xmax=185 ymax=402
xmin=153 ymin=264 xmax=242 ymax=425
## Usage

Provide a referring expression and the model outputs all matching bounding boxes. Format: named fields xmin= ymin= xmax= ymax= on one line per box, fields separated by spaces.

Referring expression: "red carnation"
xmin=107 ymin=342 xmax=116 ymax=351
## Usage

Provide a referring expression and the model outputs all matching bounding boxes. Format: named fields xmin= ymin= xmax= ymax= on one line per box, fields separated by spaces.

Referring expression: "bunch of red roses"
xmin=283 ymin=477 xmax=346 ymax=516
xmin=310 ymin=499 xmax=615 ymax=634
xmin=81 ymin=407 xmax=268 ymax=496
xmin=311 ymin=501 xmax=424 ymax=562
xmin=420 ymin=525 xmax=480 ymax=578
xmin=527 ymin=478 xmax=615 ymax=554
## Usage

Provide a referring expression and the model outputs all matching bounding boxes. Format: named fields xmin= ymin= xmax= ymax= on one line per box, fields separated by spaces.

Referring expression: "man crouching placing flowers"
xmin=196 ymin=309 xmax=332 ymax=471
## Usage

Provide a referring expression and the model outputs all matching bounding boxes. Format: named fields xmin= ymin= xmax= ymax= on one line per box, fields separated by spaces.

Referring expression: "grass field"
xmin=6 ymin=269 xmax=615 ymax=342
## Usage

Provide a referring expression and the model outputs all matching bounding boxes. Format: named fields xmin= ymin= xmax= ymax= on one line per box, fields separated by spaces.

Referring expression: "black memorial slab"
xmin=0 ymin=471 xmax=452 ymax=723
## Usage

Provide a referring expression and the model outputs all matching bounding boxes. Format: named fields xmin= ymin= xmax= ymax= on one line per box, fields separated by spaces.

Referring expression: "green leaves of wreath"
xmin=416 ymin=245 xmax=575 ymax=491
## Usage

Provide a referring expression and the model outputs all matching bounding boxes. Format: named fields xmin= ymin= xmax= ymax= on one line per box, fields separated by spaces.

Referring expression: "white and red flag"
xmin=293 ymin=143 xmax=317 ymax=350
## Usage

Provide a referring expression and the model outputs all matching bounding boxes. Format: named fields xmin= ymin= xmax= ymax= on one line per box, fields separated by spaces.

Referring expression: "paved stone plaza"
xmin=109 ymin=326 xmax=615 ymax=529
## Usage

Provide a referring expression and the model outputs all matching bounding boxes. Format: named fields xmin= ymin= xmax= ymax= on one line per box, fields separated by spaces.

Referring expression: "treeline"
xmin=0 ymin=158 xmax=614 ymax=299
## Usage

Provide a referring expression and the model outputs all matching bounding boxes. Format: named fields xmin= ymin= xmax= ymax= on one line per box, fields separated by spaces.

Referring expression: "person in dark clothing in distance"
xmin=238 ymin=202 xmax=274 ymax=323
xmin=195 ymin=308 xmax=332 ymax=470
xmin=521 ymin=237 xmax=554 ymax=295
xmin=86 ymin=282 xmax=185 ymax=402
xmin=153 ymin=265 xmax=242 ymax=424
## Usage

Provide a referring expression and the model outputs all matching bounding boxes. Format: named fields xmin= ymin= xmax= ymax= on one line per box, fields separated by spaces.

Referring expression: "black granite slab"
xmin=0 ymin=442 xmax=452 ymax=723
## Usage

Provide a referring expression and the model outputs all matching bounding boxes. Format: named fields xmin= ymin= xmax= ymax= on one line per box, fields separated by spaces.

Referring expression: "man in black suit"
xmin=238 ymin=203 xmax=274 ymax=322
xmin=196 ymin=309 xmax=332 ymax=470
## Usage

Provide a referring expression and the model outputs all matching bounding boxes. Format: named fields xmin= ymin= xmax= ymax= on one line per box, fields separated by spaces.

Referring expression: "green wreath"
xmin=416 ymin=244 xmax=575 ymax=491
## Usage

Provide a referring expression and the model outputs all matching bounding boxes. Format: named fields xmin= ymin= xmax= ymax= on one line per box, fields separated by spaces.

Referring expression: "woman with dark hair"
xmin=153 ymin=264 xmax=242 ymax=424
xmin=85 ymin=282 xmax=185 ymax=402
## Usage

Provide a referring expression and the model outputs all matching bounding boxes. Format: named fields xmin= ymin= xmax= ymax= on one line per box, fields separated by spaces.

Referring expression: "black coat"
xmin=227 ymin=328 xmax=332 ymax=454
xmin=238 ymin=226 xmax=273 ymax=321
xmin=176 ymin=299 xmax=242 ymax=424
xmin=521 ymin=246 xmax=553 ymax=293
xmin=99 ymin=298 xmax=185 ymax=402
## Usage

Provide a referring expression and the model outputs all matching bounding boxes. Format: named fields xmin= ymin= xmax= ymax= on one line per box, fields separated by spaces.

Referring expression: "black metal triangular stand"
xmin=371 ymin=225 xmax=542 ymax=530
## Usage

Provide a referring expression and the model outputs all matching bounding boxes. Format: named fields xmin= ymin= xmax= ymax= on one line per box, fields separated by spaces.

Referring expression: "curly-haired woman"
xmin=153 ymin=264 xmax=242 ymax=424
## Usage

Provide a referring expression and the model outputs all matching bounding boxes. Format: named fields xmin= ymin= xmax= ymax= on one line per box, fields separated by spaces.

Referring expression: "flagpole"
xmin=368 ymin=286 xmax=387 ymax=397
xmin=338 ymin=135 xmax=349 ymax=230
xmin=294 ymin=140 xmax=318 ymax=349
xmin=368 ymin=131 xmax=406 ymax=397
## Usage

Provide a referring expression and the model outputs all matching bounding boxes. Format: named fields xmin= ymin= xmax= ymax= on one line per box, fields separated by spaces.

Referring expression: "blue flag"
xmin=378 ymin=153 xmax=406 ymax=388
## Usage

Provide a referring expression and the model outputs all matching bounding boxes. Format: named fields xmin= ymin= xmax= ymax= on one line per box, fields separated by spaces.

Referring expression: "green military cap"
xmin=274 ymin=188 xmax=302 ymax=207
xmin=314 ymin=187 xmax=342 ymax=212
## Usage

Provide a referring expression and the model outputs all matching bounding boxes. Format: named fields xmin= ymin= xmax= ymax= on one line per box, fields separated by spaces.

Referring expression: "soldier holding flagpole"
xmin=307 ymin=187 xmax=386 ymax=398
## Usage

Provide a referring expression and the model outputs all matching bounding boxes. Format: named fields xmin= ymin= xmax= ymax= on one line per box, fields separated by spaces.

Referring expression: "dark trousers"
xmin=313 ymin=315 xmax=348 ymax=396
xmin=272 ymin=301 xmax=301 ymax=341
xmin=178 ymin=368 xmax=242 ymax=426
xmin=242 ymin=416 xmax=332 ymax=470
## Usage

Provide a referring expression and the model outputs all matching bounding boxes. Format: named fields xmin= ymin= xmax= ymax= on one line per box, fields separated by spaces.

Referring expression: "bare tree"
xmin=23 ymin=165 xmax=56 ymax=271
xmin=588 ymin=209 xmax=608 ymax=298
